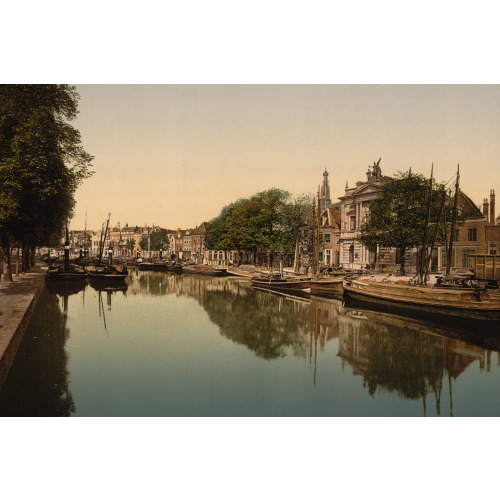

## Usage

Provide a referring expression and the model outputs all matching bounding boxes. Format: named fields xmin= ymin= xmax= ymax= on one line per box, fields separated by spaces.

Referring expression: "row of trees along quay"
xmin=204 ymin=188 xmax=313 ymax=272
xmin=0 ymin=85 xmax=93 ymax=281
xmin=204 ymin=170 xmax=463 ymax=278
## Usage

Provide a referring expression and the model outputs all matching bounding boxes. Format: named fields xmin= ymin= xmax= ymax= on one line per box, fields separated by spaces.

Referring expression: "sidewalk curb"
xmin=0 ymin=272 xmax=46 ymax=389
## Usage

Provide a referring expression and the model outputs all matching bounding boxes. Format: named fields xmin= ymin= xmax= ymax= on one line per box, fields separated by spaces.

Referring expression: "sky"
xmin=70 ymin=84 xmax=500 ymax=231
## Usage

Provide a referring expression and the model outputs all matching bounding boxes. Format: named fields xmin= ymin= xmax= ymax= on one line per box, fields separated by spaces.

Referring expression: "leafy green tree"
xmin=206 ymin=188 xmax=312 ymax=267
xmin=359 ymin=172 xmax=454 ymax=275
xmin=0 ymin=85 xmax=93 ymax=280
xmin=149 ymin=228 xmax=169 ymax=252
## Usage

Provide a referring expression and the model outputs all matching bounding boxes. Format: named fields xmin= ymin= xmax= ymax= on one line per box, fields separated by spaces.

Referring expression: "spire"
xmin=319 ymin=167 xmax=331 ymax=211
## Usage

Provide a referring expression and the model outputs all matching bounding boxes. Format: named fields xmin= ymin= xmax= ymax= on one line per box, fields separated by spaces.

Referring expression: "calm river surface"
xmin=1 ymin=270 xmax=500 ymax=417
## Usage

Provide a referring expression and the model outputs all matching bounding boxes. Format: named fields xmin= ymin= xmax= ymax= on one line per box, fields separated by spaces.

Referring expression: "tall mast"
xmin=98 ymin=213 xmax=111 ymax=265
xmin=446 ymin=165 xmax=460 ymax=278
xmin=419 ymin=164 xmax=433 ymax=284
xmin=317 ymin=189 xmax=321 ymax=275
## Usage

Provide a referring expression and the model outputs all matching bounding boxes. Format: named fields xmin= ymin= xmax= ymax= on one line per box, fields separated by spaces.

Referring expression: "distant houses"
xmin=60 ymin=162 xmax=498 ymax=273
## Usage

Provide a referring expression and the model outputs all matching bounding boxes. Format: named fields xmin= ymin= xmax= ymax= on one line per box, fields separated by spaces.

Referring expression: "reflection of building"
xmin=337 ymin=309 xmax=489 ymax=415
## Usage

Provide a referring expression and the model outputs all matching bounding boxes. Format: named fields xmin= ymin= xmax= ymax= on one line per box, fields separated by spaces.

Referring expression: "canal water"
xmin=1 ymin=270 xmax=499 ymax=417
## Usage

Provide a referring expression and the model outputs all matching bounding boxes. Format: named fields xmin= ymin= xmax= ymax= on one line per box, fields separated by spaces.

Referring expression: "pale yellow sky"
xmin=71 ymin=84 xmax=500 ymax=231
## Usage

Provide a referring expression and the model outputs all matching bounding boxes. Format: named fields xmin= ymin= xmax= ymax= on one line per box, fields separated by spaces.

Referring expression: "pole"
xmin=446 ymin=166 xmax=460 ymax=278
xmin=419 ymin=164 xmax=433 ymax=283
xmin=317 ymin=191 xmax=321 ymax=275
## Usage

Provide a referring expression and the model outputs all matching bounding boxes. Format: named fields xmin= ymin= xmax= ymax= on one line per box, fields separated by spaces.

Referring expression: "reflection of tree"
xmin=0 ymin=289 xmax=75 ymax=416
xmin=202 ymin=286 xmax=311 ymax=360
xmin=338 ymin=310 xmax=485 ymax=414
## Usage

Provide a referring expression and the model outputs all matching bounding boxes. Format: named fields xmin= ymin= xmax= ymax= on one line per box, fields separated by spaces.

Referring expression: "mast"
xmin=446 ymin=165 xmax=460 ymax=278
xmin=84 ymin=210 xmax=87 ymax=257
xmin=424 ymin=190 xmax=447 ymax=282
xmin=419 ymin=164 xmax=433 ymax=284
xmin=317 ymin=189 xmax=321 ymax=275
xmin=98 ymin=213 xmax=111 ymax=265
xmin=64 ymin=222 xmax=70 ymax=270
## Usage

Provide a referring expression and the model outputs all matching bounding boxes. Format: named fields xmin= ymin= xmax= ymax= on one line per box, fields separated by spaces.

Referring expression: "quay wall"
xmin=0 ymin=265 xmax=46 ymax=388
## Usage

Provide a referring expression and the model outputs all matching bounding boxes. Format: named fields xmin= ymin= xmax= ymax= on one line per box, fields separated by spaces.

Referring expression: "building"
xmin=338 ymin=159 xmax=392 ymax=270
xmin=432 ymin=188 xmax=498 ymax=272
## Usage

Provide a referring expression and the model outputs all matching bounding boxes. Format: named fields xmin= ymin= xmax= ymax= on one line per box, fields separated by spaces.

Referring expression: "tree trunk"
xmin=30 ymin=245 xmax=36 ymax=266
xmin=1 ymin=232 xmax=13 ymax=282
xmin=399 ymin=247 xmax=406 ymax=276
xmin=294 ymin=234 xmax=300 ymax=274
xmin=22 ymin=242 xmax=30 ymax=272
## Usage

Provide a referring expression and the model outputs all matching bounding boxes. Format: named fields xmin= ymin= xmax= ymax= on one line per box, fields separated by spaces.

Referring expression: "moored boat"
xmin=343 ymin=278 xmax=500 ymax=321
xmin=310 ymin=277 xmax=344 ymax=297
xmin=250 ymin=276 xmax=311 ymax=291
xmin=182 ymin=264 xmax=227 ymax=276
xmin=46 ymin=265 xmax=87 ymax=282
xmin=87 ymin=265 xmax=128 ymax=281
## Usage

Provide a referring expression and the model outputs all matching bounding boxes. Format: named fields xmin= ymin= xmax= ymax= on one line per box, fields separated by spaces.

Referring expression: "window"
xmin=325 ymin=233 xmax=331 ymax=243
xmin=489 ymin=241 xmax=498 ymax=255
xmin=350 ymin=217 xmax=356 ymax=230
xmin=454 ymin=228 xmax=460 ymax=243
xmin=468 ymin=227 xmax=478 ymax=242
xmin=461 ymin=249 xmax=475 ymax=268
xmin=335 ymin=235 xmax=340 ymax=245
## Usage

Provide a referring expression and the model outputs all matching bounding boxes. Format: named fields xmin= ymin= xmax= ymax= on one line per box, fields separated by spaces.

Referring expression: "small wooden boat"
xmin=87 ymin=265 xmax=128 ymax=281
xmin=166 ymin=263 xmax=183 ymax=273
xmin=310 ymin=277 xmax=344 ymax=297
xmin=226 ymin=266 xmax=260 ymax=278
xmin=250 ymin=276 xmax=311 ymax=291
xmin=182 ymin=264 xmax=227 ymax=276
xmin=46 ymin=264 xmax=87 ymax=281
xmin=343 ymin=278 xmax=500 ymax=321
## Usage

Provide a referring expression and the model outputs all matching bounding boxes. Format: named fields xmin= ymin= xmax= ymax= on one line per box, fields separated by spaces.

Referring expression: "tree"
xmin=205 ymin=188 xmax=312 ymax=268
xmin=150 ymin=229 xmax=169 ymax=252
xmin=359 ymin=171 xmax=453 ymax=275
xmin=0 ymin=85 xmax=93 ymax=281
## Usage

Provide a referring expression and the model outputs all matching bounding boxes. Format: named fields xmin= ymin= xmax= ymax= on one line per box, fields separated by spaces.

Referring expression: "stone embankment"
xmin=0 ymin=262 xmax=46 ymax=388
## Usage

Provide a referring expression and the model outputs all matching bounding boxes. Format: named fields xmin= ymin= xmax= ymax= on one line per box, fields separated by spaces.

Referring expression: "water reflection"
xmin=0 ymin=287 xmax=76 ymax=416
xmin=1 ymin=270 xmax=499 ymax=416
xmin=338 ymin=306 xmax=489 ymax=416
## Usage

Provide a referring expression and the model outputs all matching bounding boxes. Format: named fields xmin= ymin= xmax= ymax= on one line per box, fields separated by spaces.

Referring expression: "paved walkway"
xmin=0 ymin=262 xmax=46 ymax=388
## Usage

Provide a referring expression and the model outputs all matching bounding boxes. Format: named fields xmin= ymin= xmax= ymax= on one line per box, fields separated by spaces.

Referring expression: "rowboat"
xmin=343 ymin=278 xmax=500 ymax=321
xmin=250 ymin=276 xmax=311 ymax=291
xmin=87 ymin=265 xmax=128 ymax=282
xmin=310 ymin=277 xmax=344 ymax=297
xmin=182 ymin=264 xmax=227 ymax=276
xmin=46 ymin=264 xmax=87 ymax=281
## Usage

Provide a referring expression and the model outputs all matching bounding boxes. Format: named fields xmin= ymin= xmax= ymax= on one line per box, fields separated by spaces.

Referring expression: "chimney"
xmin=483 ymin=198 xmax=489 ymax=218
xmin=490 ymin=189 xmax=496 ymax=226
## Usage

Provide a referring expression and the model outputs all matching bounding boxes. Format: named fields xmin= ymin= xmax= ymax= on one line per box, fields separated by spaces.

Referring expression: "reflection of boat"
xmin=252 ymin=286 xmax=311 ymax=302
xmin=310 ymin=277 xmax=343 ymax=297
xmin=250 ymin=277 xmax=311 ymax=291
xmin=343 ymin=278 xmax=500 ymax=321
xmin=46 ymin=277 xmax=87 ymax=296
xmin=182 ymin=264 xmax=227 ymax=276
xmin=89 ymin=280 xmax=128 ymax=292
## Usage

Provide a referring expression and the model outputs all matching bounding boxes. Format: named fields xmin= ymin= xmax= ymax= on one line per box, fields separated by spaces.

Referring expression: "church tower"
xmin=319 ymin=167 xmax=331 ymax=211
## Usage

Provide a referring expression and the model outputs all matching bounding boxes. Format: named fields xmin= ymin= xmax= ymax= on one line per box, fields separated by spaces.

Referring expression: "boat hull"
xmin=182 ymin=265 xmax=227 ymax=276
xmin=310 ymin=278 xmax=343 ymax=297
xmin=250 ymin=278 xmax=311 ymax=291
xmin=343 ymin=279 xmax=500 ymax=321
